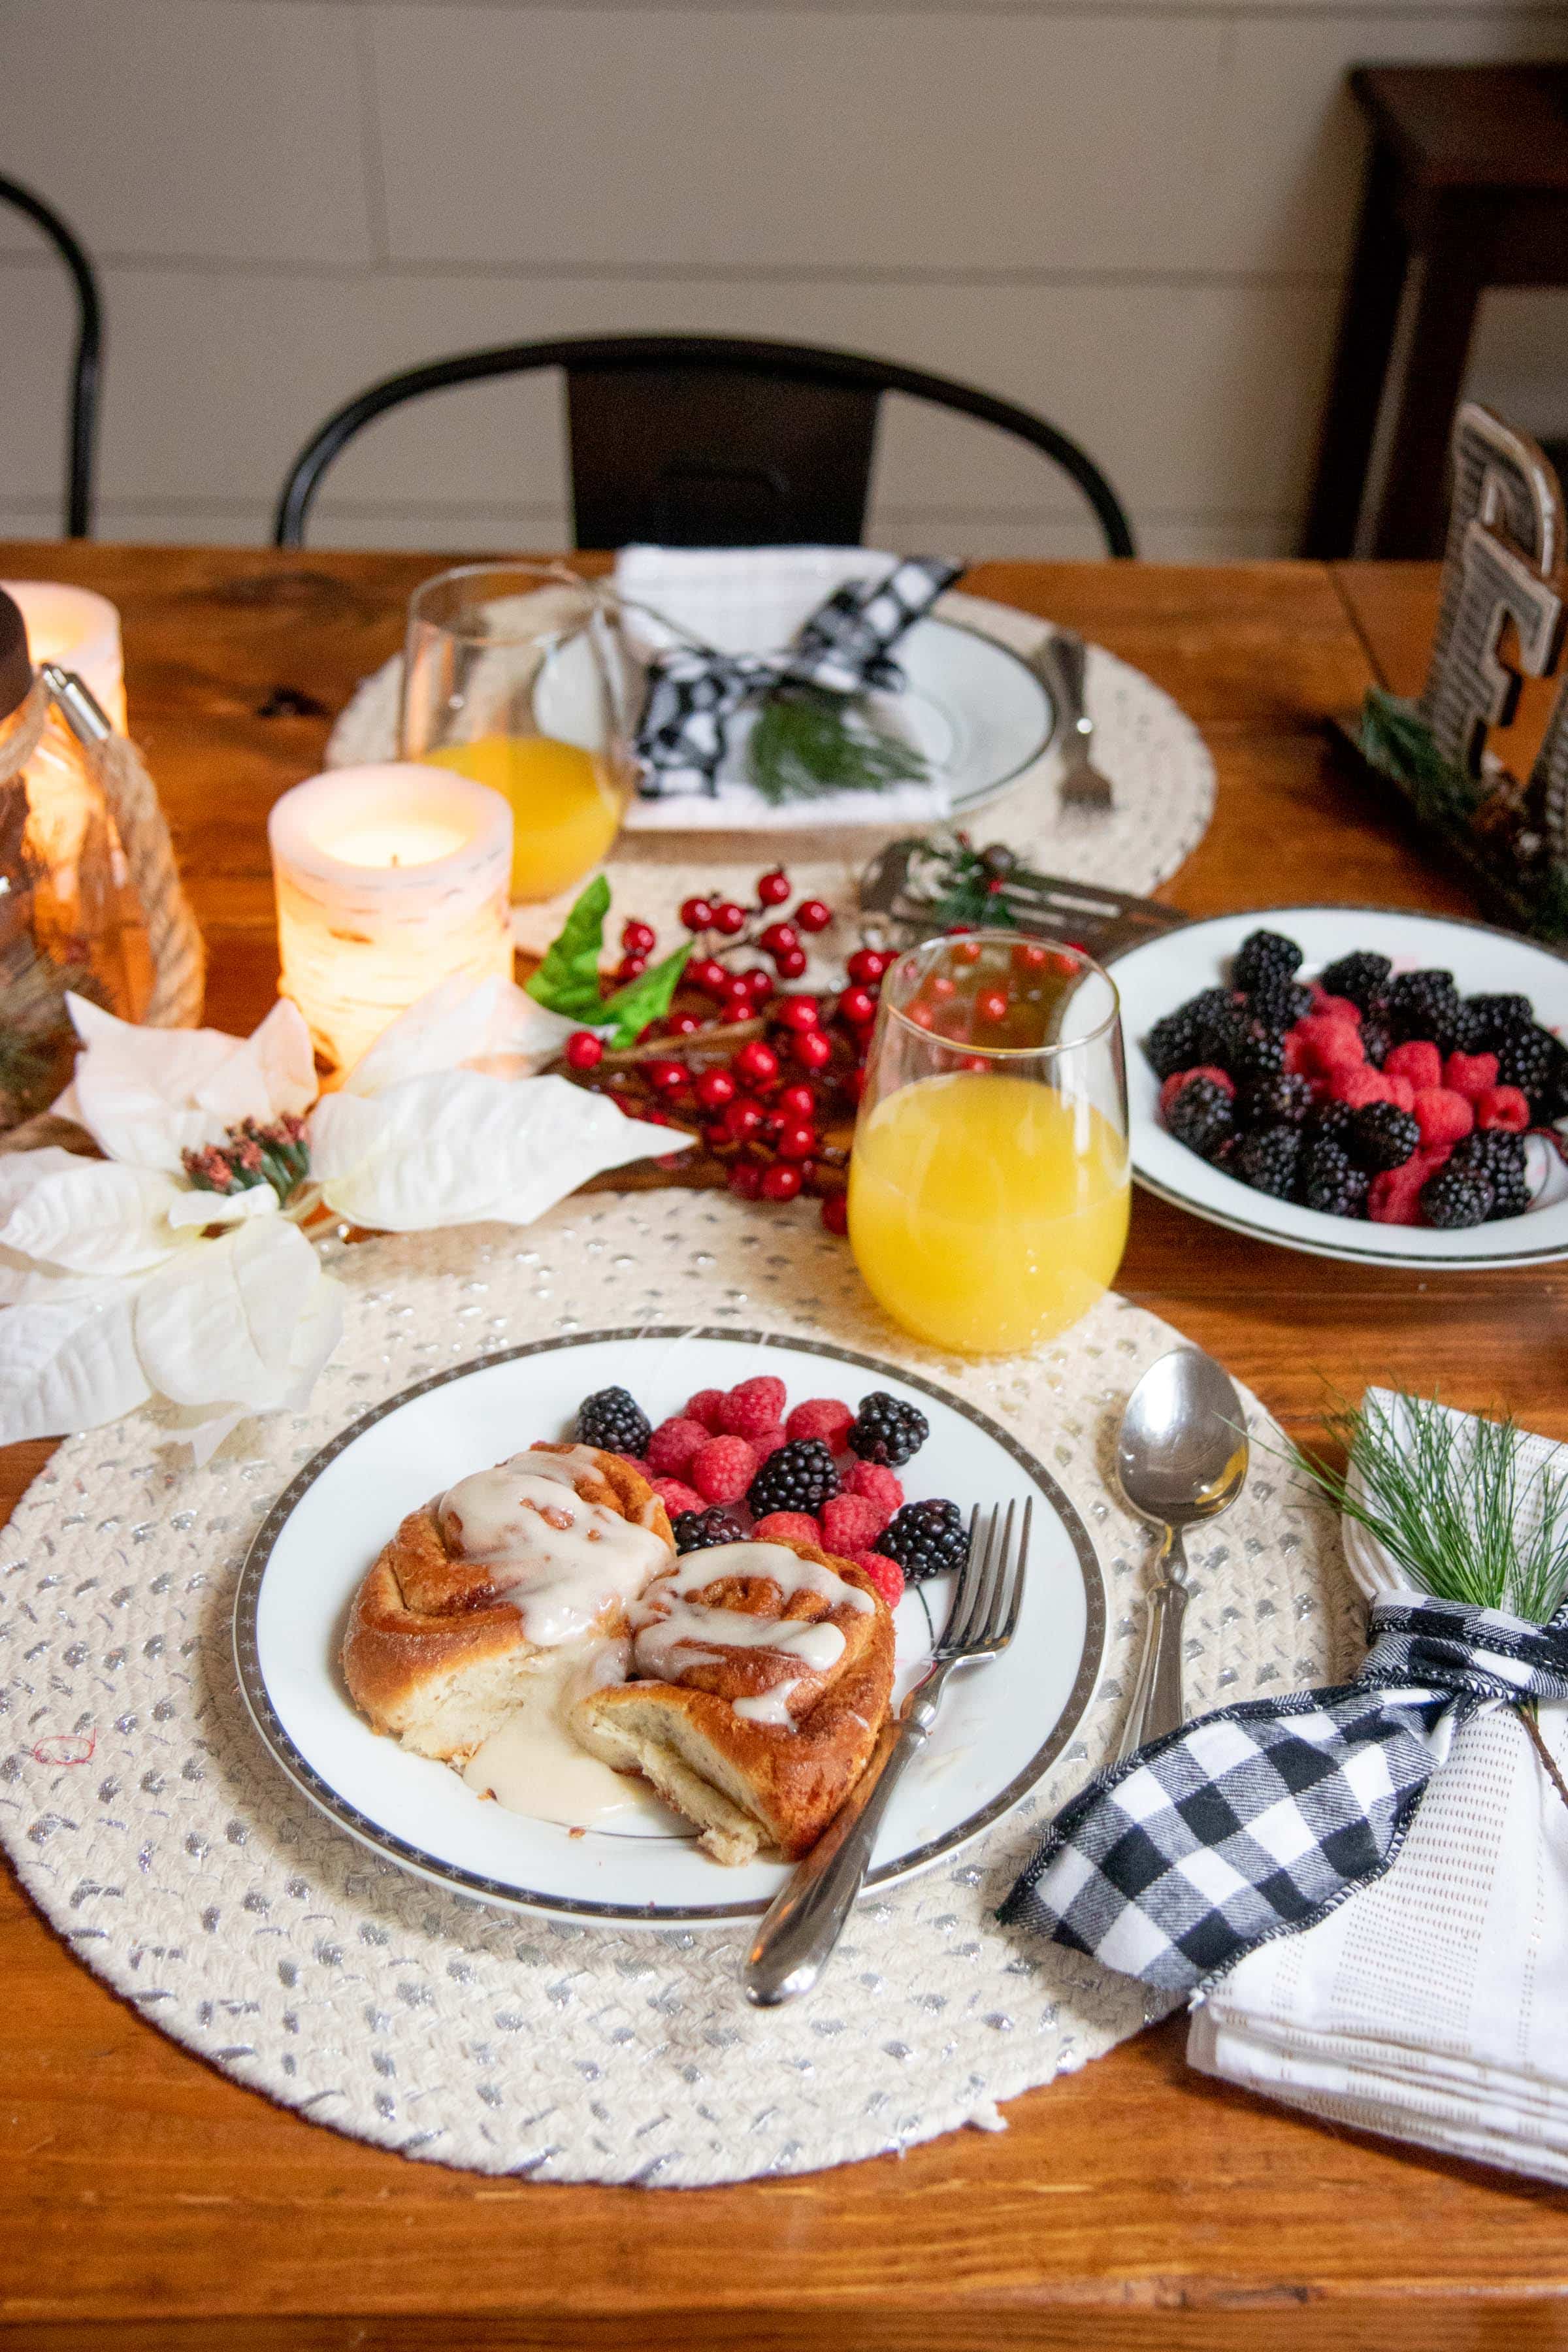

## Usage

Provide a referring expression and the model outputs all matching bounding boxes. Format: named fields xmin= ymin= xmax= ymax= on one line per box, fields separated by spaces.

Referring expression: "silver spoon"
xmin=1114 ymin=1348 xmax=1249 ymax=1759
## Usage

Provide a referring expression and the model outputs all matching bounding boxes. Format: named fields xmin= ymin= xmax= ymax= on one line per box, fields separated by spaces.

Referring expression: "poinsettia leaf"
xmin=524 ymin=875 xmax=610 ymax=1023
xmin=0 ymin=1281 xmax=151 ymax=1443
xmin=598 ymin=941 xmax=693 ymax=1049
xmin=133 ymin=1216 xmax=324 ymax=1409
xmin=0 ymin=1160 xmax=183 ymax=1278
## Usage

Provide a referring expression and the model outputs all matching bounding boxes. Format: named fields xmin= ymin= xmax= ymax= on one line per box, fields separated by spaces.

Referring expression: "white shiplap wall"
xmin=0 ymin=0 xmax=1563 ymax=558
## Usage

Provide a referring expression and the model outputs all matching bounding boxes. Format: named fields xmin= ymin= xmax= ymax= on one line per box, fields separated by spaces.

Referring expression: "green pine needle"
xmin=747 ymin=685 xmax=928 ymax=804
xmin=1291 ymin=1390 xmax=1568 ymax=1623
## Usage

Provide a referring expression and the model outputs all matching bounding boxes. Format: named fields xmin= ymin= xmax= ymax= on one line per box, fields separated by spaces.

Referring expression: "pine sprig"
xmin=898 ymin=828 xmax=1051 ymax=930
xmin=0 ymin=946 xmax=97 ymax=1126
xmin=1292 ymin=1389 xmax=1568 ymax=1623
xmin=747 ymin=685 xmax=928 ymax=804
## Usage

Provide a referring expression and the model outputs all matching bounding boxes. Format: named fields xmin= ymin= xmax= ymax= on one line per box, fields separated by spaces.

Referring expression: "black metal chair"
xmin=0 ymin=175 xmax=102 ymax=540
xmin=272 ymin=333 xmax=1135 ymax=557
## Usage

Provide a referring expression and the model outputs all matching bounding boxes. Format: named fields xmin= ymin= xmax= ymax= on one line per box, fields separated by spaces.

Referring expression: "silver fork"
xmin=743 ymin=1500 xmax=1032 ymax=2007
xmin=1029 ymin=631 xmax=1114 ymax=811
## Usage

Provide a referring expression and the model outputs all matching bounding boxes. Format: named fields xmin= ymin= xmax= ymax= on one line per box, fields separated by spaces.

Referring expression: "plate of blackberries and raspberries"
xmin=1107 ymin=907 xmax=1568 ymax=1266
xmin=237 ymin=1327 xmax=1103 ymax=1925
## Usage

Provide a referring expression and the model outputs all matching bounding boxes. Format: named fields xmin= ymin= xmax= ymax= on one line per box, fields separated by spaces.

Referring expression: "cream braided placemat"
xmin=325 ymin=591 xmax=1215 ymax=955
xmin=0 ymin=1192 xmax=1354 ymax=2183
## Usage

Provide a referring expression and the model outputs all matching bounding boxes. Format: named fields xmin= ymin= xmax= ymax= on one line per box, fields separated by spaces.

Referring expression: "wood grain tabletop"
xmin=2 ymin=543 xmax=1565 ymax=2350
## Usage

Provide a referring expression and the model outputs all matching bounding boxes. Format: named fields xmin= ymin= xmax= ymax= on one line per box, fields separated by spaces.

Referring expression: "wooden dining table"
xmin=2 ymin=542 xmax=1565 ymax=2350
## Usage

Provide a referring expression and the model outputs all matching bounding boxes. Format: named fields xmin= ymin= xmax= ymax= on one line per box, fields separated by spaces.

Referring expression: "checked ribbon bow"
xmin=632 ymin=556 xmax=962 ymax=797
xmin=1000 ymin=1594 xmax=1568 ymax=1994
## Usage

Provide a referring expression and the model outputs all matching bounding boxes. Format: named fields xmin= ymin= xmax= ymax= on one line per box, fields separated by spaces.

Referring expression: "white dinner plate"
xmin=1109 ymin=904 xmax=1568 ymax=1269
xmin=234 ymin=1328 xmax=1104 ymax=1927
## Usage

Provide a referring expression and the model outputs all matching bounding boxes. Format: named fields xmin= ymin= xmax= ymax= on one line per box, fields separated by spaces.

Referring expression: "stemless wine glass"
xmin=847 ymin=931 xmax=1130 ymax=1354
xmin=400 ymin=563 xmax=636 ymax=904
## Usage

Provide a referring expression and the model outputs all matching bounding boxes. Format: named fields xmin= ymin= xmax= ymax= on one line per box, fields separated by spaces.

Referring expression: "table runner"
xmin=325 ymin=591 xmax=1215 ymax=955
xmin=0 ymin=1192 xmax=1354 ymax=2183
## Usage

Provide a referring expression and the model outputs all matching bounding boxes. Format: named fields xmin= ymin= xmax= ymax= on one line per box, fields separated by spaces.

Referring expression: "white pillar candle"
xmin=1 ymin=580 xmax=125 ymax=728
xmin=269 ymin=762 xmax=513 ymax=1080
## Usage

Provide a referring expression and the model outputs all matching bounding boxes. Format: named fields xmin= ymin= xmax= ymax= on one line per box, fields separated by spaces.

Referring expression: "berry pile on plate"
xmin=1146 ymin=929 xmax=1568 ymax=1229
xmin=574 ymin=1379 xmax=968 ymax=1606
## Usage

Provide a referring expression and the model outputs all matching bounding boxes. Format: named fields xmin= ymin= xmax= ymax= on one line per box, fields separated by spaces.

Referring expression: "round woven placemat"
xmin=325 ymin=591 xmax=1215 ymax=955
xmin=0 ymin=1192 xmax=1354 ymax=2184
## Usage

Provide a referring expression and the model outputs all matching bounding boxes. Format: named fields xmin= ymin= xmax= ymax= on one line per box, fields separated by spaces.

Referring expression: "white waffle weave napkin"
xmin=1188 ymin=1396 xmax=1568 ymax=2185
xmin=615 ymin=544 xmax=954 ymax=831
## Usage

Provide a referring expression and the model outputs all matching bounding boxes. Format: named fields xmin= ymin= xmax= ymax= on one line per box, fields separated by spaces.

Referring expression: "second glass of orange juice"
xmin=847 ymin=932 xmax=1130 ymax=1354
xmin=400 ymin=564 xmax=634 ymax=902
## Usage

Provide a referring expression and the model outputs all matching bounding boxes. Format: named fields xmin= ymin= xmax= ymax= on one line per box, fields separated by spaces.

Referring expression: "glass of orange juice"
xmin=847 ymin=931 xmax=1130 ymax=1354
xmin=400 ymin=564 xmax=635 ymax=903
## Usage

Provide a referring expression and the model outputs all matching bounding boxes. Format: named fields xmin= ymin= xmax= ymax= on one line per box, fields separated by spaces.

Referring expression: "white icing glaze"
xmin=461 ymin=1639 xmax=674 ymax=1828
xmin=438 ymin=1448 xmax=670 ymax=1647
xmin=630 ymin=1543 xmax=871 ymax=1726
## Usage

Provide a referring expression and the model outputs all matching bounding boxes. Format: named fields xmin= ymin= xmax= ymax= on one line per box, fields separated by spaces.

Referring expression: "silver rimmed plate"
xmin=233 ymin=1328 xmax=1103 ymax=1927
xmin=1109 ymin=904 xmax=1568 ymax=1269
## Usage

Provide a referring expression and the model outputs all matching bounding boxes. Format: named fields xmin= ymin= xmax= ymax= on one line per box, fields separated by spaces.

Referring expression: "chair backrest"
xmin=0 ymin=176 xmax=102 ymax=540
xmin=272 ymin=333 xmax=1135 ymax=557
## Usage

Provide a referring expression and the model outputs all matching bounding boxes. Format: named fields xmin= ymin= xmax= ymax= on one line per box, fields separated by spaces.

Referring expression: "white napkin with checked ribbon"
xmin=1187 ymin=1398 xmax=1568 ymax=2186
xmin=615 ymin=544 xmax=955 ymax=831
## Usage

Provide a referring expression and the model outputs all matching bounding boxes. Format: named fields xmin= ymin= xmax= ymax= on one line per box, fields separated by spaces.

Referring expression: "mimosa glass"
xmin=847 ymin=932 xmax=1130 ymax=1354
xmin=400 ymin=563 xmax=635 ymax=903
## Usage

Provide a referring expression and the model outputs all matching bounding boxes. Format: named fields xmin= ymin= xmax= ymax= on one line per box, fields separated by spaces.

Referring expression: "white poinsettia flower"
xmin=54 ymin=994 xmax=316 ymax=1171
xmin=0 ymin=1280 xmax=152 ymax=1445
xmin=133 ymin=1214 xmax=343 ymax=1416
xmin=343 ymin=973 xmax=582 ymax=1097
xmin=309 ymin=1069 xmax=689 ymax=1232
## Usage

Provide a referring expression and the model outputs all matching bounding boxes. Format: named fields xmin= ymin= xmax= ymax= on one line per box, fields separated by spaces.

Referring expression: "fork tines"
xmin=943 ymin=1500 xmax=1031 ymax=1658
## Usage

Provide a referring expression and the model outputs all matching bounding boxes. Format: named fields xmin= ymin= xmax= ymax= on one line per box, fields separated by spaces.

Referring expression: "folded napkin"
xmin=1187 ymin=1398 xmax=1568 ymax=2185
xmin=615 ymin=545 xmax=958 ymax=830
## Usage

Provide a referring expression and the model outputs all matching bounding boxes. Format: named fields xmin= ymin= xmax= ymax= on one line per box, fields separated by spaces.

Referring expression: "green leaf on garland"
xmin=598 ymin=940 xmax=693 ymax=1049
xmin=525 ymin=874 xmax=611 ymax=1022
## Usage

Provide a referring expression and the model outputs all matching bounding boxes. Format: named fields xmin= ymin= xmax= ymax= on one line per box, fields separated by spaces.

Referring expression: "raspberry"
xmin=1331 ymin=1065 xmax=1396 ymax=1111
xmin=751 ymin=1424 xmax=787 ymax=1462
xmin=843 ymin=1460 xmax=903 ymax=1519
xmin=1368 ymin=1147 xmax=1449 ymax=1227
xmin=1443 ymin=1051 xmax=1498 ymax=1102
xmin=718 ymin=1376 xmax=788 ymax=1438
xmin=689 ymin=1435 xmax=757 ymax=1503
xmin=1309 ymin=987 xmax=1363 ymax=1026
xmin=1476 ymin=1085 xmax=1530 ymax=1132
xmin=651 ymin=1477 xmax=704 ymax=1518
xmin=620 ymin=1456 xmax=652 ymax=1478
xmin=752 ymin=1511 xmax=823 ymax=1546
xmin=1281 ymin=1024 xmax=1315 ymax=1076
xmin=1384 ymin=1039 xmax=1442 ymax=1091
xmin=1385 ymin=1075 xmax=1415 ymax=1113
xmin=853 ymin=1552 xmax=906 ymax=1610
xmin=1158 ymin=1064 xmax=1234 ymax=1120
xmin=785 ymin=1397 xmax=856 ymax=1448
xmin=1411 ymin=1086 xmax=1473 ymax=1149
xmin=645 ymin=1416 xmax=709 ymax=1477
xmin=821 ymin=1494 xmax=885 ymax=1555
xmin=685 ymin=1387 xmax=728 ymax=1432
xmin=1297 ymin=1015 xmax=1365 ymax=1078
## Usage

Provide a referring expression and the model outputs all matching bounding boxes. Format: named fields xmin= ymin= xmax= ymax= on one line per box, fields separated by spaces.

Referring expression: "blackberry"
xmin=1348 ymin=1102 xmax=1420 ymax=1172
xmin=880 ymin=1497 xmax=968 ymax=1582
xmin=1145 ymin=988 xmax=1233 ymax=1081
xmin=1386 ymin=969 xmax=1462 ymax=1051
xmin=747 ymin=1437 xmax=840 ymax=1516
xmin=1247 ymin=978 xmax=1313 ymax=1035
xmin=1239 ymin=1071 xmax=1313 ymax=1128
xmin=1196 ymin=1000 xmax=1256 ymax=1075
xmin=1298 ymin=1137 xmax=1370 ymax=1217
xmin=576 ymin=1385 xmax=651 ymax=1455
xmin=671 ymin=1505 xmax=749 ymax=1554
xmin=1536 ymin=1038 xmax=1568 ymax=1122
xmin=1233 ymin=929 xmax=1303 ymax=996
xmin=847 ymin=1392 xmax=930 ymax=1468
xmin=1229 ymin=1025 xmax=1286 ymax=1088
xmin=1318 ymin=951 xmax=1392 ymax=1013
xmin=1420 ymin=1165 xmax=1494 ymax=1229
xmin=1360 ymin=1013 xmax=1392 ymax=1069
xmin=1306 ymin=1099 xmax=1354 ymax=1145
xmin=1463 ymin=993 xmax=1533 ymax=1047
xmin=1232 ymin=1124 xmax=1301 ymax=1198
xmin=1166 ymin=1073 xmax=1235 ymax=1160
xmin=1494 ymin=1024 xmax=1556 ymax=1098
xmin=1450 ymin=1129 xmax=1531 ymax=1218
xmin=1445 ymin=998 xmax=1492 ymax=1054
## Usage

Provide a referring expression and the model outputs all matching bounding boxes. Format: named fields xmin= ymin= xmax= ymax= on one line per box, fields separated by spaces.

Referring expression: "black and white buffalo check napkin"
xmin=1000 ymin=1595 xmax=1568 ymax=1994
xmin=633 ymin=556 xmax=962 ymax=797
